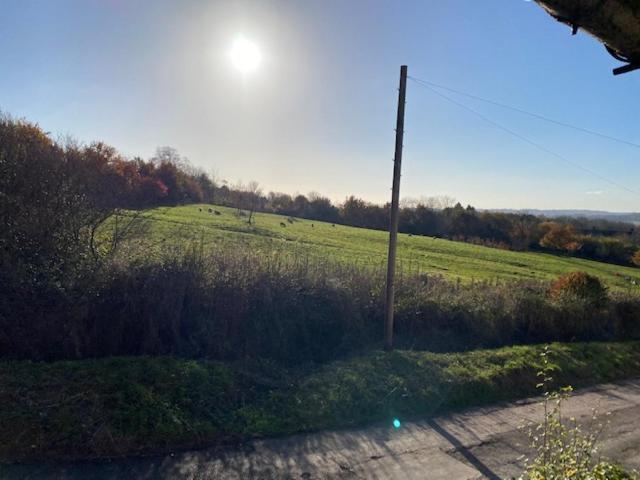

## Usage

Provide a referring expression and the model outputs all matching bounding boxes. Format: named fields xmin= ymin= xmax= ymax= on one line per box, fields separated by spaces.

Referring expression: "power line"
xmin=408 ymin=75 xmax=640 ymax=150
xmin=408 ymin=78 xmax=640 ymax=198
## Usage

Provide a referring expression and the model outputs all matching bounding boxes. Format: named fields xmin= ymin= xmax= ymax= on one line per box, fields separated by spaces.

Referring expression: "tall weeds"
xmin=1 ymin=245 xmax=639 ymax=363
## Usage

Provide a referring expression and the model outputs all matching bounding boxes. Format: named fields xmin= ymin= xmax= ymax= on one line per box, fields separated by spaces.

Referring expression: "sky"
xmin=1 ymin=0 xmax=639 ymax=211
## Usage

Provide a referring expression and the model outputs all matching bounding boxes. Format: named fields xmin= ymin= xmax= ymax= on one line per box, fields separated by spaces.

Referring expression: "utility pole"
xmin=385 ymin=65 xmax=407 ymax=351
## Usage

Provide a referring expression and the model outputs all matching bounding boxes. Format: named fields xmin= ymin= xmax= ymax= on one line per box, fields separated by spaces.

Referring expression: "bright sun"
xmin=229 ymin=37 xmax=261 ymax=74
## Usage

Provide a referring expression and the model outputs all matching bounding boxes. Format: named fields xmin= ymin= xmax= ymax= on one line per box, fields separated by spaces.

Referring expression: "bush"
xmin=612 ymin=299 xmax=640 ymax=339
xmin=550 ymin=271 xmax=608 ymax=309
xmin=519 ymin=347 xmax=638 ymax=480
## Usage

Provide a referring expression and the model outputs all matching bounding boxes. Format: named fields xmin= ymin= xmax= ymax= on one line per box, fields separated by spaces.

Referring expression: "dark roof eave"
xmin=534 ymin=0 xmax=640 ymax=74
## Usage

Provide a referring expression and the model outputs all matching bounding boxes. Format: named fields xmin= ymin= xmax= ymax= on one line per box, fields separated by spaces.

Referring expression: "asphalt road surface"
xmin=4 ymin=379 xmax=640 ymax=479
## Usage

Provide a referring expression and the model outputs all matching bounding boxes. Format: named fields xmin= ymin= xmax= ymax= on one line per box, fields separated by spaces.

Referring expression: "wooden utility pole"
xmin=385 ymin=65 xmax=407 ymax=351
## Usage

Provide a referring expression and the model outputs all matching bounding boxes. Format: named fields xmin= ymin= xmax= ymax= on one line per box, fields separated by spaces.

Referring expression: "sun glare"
xmin=229 ymin=37 xmax=262 ymax=74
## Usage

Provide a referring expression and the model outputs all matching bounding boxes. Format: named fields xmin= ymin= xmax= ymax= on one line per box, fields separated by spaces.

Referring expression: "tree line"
xmin=2 ymin=114 xmax=640 ymax=280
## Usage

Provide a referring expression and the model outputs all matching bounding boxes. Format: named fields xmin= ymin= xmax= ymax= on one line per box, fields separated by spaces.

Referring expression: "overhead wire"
xmin=407 ymin=77 xmax=640 ymax=198
xmin=408 ymin=75 xmax=640 ymax=150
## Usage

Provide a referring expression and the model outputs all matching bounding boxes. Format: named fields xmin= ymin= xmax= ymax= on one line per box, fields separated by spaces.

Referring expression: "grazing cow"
xmin=198 ymin=208 xmax=202 ymax=212
xmin=208 ymin=208 xmax=213 ymax=213
xmin=331 ymin=224 xmax=335 ymax=227
xmin=287 ymin=217 xmax=294 ymax=224
xmin=280 ymin=222 xmax=287 ymax=227
xmin=214 ymin=210 xmax=221 ymax=215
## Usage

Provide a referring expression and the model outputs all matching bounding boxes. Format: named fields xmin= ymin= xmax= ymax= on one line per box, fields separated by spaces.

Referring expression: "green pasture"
xmin=103 ymin=204 xmax=640 ymax=290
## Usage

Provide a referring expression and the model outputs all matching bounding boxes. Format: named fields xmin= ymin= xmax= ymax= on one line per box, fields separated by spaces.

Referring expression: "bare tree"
xmin=231 ymin=181 xmax=245 ymax=216
xmin=400 ymin=197 xmax=420 ymax=209
xmin=425 ymin=195 xmax=456 ymax=210
xmin=246 ymin=181 xmax=262 ymax=225
xmin=151 ymin=146 xmax=191 ymax=171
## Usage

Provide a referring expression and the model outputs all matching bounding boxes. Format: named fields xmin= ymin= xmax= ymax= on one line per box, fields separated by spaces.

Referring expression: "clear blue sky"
xmin=2 ymin=0 xmax=638 ymax=210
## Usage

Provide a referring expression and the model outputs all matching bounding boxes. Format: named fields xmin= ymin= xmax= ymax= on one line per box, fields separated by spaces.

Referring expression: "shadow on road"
xmin=427 ymin=419 xmax=501 ymax=480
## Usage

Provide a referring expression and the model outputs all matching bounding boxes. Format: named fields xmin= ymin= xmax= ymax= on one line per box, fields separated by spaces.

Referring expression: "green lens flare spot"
xmin=393 ymin=418 xmax=401 ymax=429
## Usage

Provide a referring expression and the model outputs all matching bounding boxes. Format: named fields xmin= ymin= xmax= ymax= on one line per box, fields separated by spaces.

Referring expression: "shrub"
xmin=519 ymin=347 xmax=637 ymax=480
xmin=612 ymin=299 xmax=640 ymax=340
xmin=550 ymin=271 xmax=608 ymax=309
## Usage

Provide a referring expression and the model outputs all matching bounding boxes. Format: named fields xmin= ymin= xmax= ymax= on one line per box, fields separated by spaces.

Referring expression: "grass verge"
xmin=2 ymin=341 xmax=640 ymax=462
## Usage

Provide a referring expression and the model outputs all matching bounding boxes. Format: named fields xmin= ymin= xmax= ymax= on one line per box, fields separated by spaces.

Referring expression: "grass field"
xmin=109 ymin=204 xmax=640 ymax=290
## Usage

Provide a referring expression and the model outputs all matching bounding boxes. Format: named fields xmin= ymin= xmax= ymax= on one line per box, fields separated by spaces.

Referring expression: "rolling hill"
xmin=111 ymin=204 xmax=640 ymax=290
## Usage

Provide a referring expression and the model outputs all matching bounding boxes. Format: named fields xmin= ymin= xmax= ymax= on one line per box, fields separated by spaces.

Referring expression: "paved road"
xmin=4 ymin=379 xmax=640 ymax=479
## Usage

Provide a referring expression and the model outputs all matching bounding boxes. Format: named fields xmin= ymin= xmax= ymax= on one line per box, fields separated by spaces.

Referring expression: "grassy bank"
xmin=104 ymin=204 xmax=640 ymax=290
xmin=2 ymin=341 xmax=640 ymax=462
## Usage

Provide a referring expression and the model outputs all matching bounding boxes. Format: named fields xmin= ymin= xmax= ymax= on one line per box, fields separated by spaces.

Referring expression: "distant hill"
xmin=491 ymin=209 xmax=640 ymax=224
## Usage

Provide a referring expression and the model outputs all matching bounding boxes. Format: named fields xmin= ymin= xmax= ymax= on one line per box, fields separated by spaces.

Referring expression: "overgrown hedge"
xmin=2 ymin=248 xmax=640 ymax=364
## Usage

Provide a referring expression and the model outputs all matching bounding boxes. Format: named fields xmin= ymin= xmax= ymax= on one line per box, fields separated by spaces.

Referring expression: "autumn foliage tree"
xmin=539 ymin=221 xmax=581 ymax=252
xmin=0 ymin=117 xmax=100 ymax=287
xmin=0 ymin=116 xmax=223 ymax=288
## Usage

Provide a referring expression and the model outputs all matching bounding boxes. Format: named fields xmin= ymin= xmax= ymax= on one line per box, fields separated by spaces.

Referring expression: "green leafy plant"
xmin=519 ymin=346 xmax=636 ymax=480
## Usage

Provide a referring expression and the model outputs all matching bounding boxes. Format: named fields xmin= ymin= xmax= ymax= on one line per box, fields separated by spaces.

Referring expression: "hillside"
xmin=112 ymin=204 xmax=640 ymax=290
